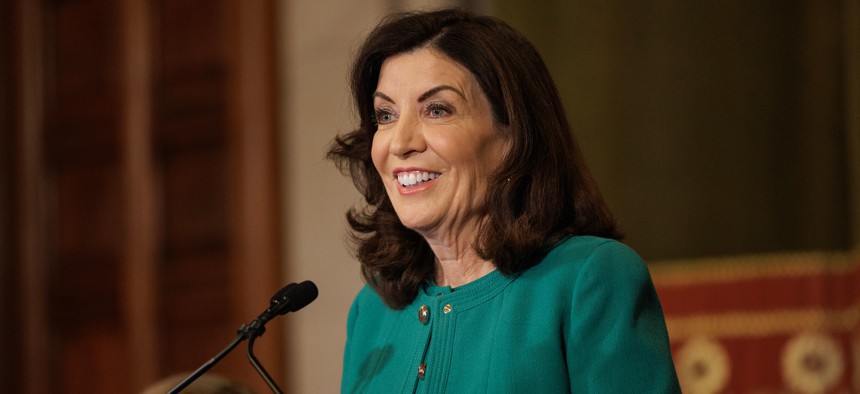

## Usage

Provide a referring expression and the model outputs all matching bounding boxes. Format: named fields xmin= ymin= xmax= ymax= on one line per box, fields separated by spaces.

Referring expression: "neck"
xmin=418 ymin=216 xmax=495 ymax=288
xmin=430 ymin=245 xmax=495 ymax=288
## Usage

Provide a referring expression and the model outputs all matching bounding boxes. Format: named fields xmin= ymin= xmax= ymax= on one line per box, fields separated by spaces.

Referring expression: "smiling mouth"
xmin=397 ymin=171 xmax=441 ymax=188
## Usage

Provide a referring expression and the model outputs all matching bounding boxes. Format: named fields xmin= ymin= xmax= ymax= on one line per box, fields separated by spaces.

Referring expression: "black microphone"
xmin=274 ymin=280 xmax=319 ymax=314
xmin=168 ymin=280 xmax=318 ymax=394
xmin=246 ymin=280 xmax=318 ymax=338
xmin=245 ymin=280 xmax=318 ymax=393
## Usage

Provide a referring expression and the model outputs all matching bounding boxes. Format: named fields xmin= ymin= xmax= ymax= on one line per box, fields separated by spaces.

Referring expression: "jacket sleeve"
xmin=341 ymin=286 xmax=362 ymax=393
xmin=565 ymin=241 xmax=681 ymax=393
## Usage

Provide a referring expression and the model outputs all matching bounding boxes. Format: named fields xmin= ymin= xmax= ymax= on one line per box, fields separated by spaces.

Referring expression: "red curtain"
xmin=653 ymin=251 xmax=860 ymax=393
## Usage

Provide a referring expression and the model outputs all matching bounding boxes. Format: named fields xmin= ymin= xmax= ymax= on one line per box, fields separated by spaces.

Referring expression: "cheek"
xmin=484 ymin=137 xmax=509 ymax=170
xmin=370 ymin=132 xmax=387 ymax=174
xmin=440 ymin=133 xmax=500 ymax=169
xmin=424 ymin=129 xmax=469 ymax=164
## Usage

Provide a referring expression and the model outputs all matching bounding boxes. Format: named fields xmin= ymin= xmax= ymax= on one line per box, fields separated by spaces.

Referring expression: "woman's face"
xmin=371 ymin=48 xmax=508 ymax=240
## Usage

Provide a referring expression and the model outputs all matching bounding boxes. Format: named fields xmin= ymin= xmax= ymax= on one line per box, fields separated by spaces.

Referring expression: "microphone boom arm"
xmin=167 ymin=280 xmax=318 ymax=394
xmin=167 ymin=334 xmax=245 ymax=394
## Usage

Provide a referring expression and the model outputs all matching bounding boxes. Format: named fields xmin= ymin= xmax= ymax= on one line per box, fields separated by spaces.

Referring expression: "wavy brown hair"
xmin=328 ymin=9 xmax=621 ymax=309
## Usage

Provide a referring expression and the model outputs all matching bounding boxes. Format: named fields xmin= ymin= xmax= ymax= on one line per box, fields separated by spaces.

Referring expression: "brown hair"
xmin=328 ymin=8 xmax=620 ymax=309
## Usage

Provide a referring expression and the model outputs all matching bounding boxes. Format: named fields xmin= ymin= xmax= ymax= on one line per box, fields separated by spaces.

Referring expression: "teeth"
xmin=397 ymin=171 xmax=440 ymax=187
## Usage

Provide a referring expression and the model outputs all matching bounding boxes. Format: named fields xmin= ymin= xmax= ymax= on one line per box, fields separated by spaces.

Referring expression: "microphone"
xmin=245 ymin=280 xmax=318 ymax=338
xmin=168 ymin=280 xmax=318 ymax=394
xmin=245 ymin=281 xmax=318 ymax=393
xmin=274 ymin=280 xmax=319 ymax=313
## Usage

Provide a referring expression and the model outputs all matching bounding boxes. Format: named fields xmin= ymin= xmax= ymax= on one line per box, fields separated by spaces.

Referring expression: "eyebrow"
xmin=372 ymin=85 xmax=467 ymax=105
xmin=418 ymin=85 xmax=466 ymax=102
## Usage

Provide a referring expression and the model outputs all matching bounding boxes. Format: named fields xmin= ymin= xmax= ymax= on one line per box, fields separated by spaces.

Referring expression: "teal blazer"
xmin=342 ymin=236 xmax=681 ymax=393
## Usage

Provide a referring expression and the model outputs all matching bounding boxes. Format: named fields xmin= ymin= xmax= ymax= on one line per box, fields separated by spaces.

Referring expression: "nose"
xmin=388 ymin=116 xmax=425 ymax=158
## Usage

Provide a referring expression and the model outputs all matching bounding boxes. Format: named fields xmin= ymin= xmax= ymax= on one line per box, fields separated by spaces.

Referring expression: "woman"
xmin=329 ymin=8 xmax=680 ymax=393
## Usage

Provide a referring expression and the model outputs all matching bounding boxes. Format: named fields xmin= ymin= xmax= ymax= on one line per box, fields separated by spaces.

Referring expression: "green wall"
xmin=494 ymin=0 xmax=855 ymax=260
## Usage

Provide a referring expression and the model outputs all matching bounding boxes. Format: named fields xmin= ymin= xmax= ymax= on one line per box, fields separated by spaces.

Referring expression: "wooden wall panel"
xmin=2 ymin=0 xmax=282 ymax=392
xmin=55 ymin=166 xmax=122 ymax=259
xmin=46 ymin=0 xmax=121 ymax=165
xmin=162 ymin=151 xmax=229 ymax=251
xmin=153 ymin=0 xmax=237 ymax=381
xmin=59 ymin=326 xmax=129 ymax=393
xmin=0 ymin=0 xmax=23 ymax=390
xmin=44 ymin=0 xmax=126 ymax=391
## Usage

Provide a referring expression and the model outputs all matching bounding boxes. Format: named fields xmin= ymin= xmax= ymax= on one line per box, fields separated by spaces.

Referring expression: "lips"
xmin=396 ymin=170 xmax=441 ymax=188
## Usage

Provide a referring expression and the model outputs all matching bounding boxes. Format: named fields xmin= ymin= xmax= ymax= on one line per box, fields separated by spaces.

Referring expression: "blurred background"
xmin=1 ymin=0 xmax=857 ymax=393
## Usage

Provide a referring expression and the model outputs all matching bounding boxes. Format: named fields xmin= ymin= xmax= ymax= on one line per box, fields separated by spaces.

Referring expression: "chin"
xmin=396 ymin=217 xmax=426 ymax=231
xmin=394 ymin=214 xmax=434 ymax=234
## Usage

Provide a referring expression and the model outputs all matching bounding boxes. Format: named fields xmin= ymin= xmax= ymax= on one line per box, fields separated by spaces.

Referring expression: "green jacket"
xmin=342 ymin=236 xmax=681 ymax=393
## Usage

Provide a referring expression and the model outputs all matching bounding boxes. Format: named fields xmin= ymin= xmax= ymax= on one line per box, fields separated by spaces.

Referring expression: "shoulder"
xmin=348 ymin=284 xmax=387 ymax=319
xmin=352 ymin=283 xmax=382 ymax=305
xmin=543 ymin=238 xmax=680 ymax=391
xmin=512 ymin=236 xmax=656 ymax=318
xmin=548 ymin=235 xmax=643 ymax=265
xmin=524 ymin=235 xmax=649 ymax=284
xmin=347 ymin=283 xmax=410 ymax=326
xmin=345 ymin=284 xmax=389 ymax=340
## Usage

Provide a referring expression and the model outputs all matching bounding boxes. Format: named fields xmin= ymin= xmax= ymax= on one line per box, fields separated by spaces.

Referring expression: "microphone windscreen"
xmin=286 ymin=280 xmax=318 ymax=313
xmin=270 ymin=282 xmax=297 ymax=305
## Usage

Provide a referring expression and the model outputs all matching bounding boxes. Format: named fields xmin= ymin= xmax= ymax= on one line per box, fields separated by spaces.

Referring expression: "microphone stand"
xmin=167 ymin=281 xmax=317 ymax=394
xmin=168 ymin=322 xmax=283 ymax=394
xmin=167 ymin=333 xmax=245 ymax=394
xmin=247 ymin=329 xmax=283 ymax=394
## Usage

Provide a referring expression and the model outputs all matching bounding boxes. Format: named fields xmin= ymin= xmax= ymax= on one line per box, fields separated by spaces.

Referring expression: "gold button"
xmin=418 ymin=305 xmax=430 ymax=324
xmin=417 ymin=362 xmax=427 ymax=380
xmin=443 ymin=304 xmax=452 ymax=314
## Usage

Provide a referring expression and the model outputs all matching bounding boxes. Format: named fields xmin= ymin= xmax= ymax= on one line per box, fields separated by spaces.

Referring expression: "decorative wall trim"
xmin=651 ymin=250 xmax=858 ymax=286
xmin=667 ymin=305 xmax=860 ymax=341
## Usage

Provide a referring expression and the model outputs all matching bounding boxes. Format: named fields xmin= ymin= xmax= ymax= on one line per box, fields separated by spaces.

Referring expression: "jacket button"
xmin=443 ymin=304 xmax=452 ymax=314
xmin=418 ymin=362 xmax=427 ymax=380
xmin=418 ymin=305 xmax=430 ymax=324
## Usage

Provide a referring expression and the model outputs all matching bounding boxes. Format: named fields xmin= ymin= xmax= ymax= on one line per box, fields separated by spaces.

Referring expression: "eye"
xmin=425 ymin=102 xmax=452 ymax=118
xmin=374 ymin=108 xmax=396 ymax=125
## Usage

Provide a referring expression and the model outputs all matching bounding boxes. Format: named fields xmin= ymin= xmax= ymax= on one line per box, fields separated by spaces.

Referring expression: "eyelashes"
xmin=373 ymin=102 xmax=454 ymax=125
xmin=374 ymin=108 xmax=396 ymax=125
xmin=425 ymin=102 xmax=452 ymax=118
